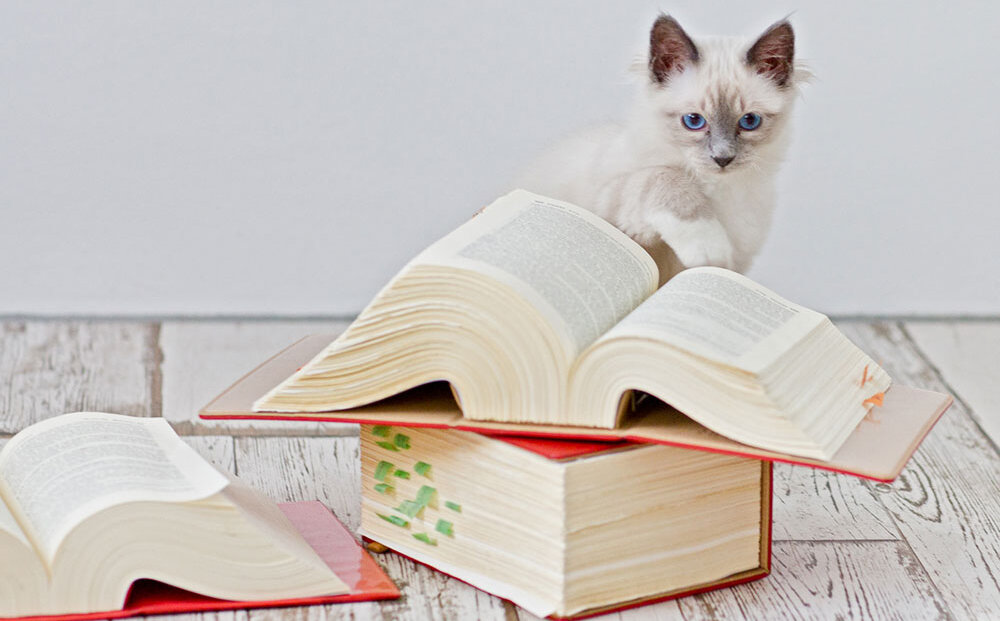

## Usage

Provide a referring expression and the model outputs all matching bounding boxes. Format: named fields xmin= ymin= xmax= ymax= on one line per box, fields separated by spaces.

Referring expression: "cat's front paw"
xmin=665 ymin=218 xmax=735 ymax=270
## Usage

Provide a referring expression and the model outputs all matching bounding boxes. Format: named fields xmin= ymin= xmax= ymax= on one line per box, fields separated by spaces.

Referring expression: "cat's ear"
xmin=747 ymin=20 xmax=795 ymax=87
xmin=649 ymin=15 xmax=699 ymax=85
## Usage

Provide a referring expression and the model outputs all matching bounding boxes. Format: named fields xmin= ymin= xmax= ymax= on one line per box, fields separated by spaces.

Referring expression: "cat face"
xmin=645 ymin=16 xmax=799 ymax=175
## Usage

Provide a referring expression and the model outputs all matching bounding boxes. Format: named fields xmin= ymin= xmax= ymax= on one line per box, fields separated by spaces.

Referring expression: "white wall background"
xmin=1 ymin=1 xmax=997 ymax=316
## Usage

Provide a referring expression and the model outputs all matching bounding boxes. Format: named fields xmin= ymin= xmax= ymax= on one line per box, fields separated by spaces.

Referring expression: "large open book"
xmin=358 ymin=424 xmax=771 ymax=619
xmin=251 ymin=190 xmax=894 ymax=461
xmin=202 ymin=335 xmax=949 ymax=482
xmin=0 ymin=413 xmax=398 ymax=619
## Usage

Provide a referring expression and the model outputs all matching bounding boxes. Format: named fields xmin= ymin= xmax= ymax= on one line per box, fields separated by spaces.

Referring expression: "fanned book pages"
xmin=251 ymin=190 xmax=895 ymax=461
xmin=0 ymin=413 xmax=398 ymax=619
xmin=357 ymin=424 xmax=771 ymax=620
xmin=202 ymin=337 xmax=949 ymax=481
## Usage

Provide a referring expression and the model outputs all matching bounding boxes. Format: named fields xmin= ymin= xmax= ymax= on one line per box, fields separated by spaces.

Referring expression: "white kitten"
xmin=518 ymin=15 xmax=806 ymax=285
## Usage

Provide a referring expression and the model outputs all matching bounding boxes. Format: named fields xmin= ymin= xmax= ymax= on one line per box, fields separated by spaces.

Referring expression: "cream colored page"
xmin=0 ymin=438 xmax=30 ymax=549
xmin=414 ymin=190 xmax=658 ymax=357
xmin=602 ymin=267 xmax=824 ymax=373
xmin=0 ymin=496 xmax=30 ymax=549
xmin=0 ymin=413 xmax=229 ymax=564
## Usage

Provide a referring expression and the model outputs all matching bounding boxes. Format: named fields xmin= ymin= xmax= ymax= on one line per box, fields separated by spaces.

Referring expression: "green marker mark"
xmin=415 ymin=485 xmax=436 ymax=508
xmin=374 ymin=461 xmax=394 ymax=481
xmin=374 ymin=483 xmax=394 ymax=495
xmin=444 ymin=501 xmax=462 ymax=513
xmin=394 ymin=469 xmax=410 ymax=479
xmin=396 ymin=500 xmax=423 ymax=518
xmin=435 ymin=519 xmax=454 ymax=536
xmin=414 ymin=461 xmax=432 ymax=477
xmin=412 ymin=532 xmax=437 ymax=546
xmin=372 ymin=425 xmax=391 ymax=437
xmin=376 ymin=441 xmax=400 ymax=452
xmin=393 ymin=433 xmax=411 ymax=449
xmin=376 ymin=513 xmax=408 ymax=527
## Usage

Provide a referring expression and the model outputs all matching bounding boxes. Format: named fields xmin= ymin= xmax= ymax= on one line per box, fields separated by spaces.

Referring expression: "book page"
xmin=0 ymin=496 xmax=31 ymax=550
xmin=221 ymin=480 xmax=343 ymax=578
xmin=601 ymin=267 xmax=825 ymax=373
xmin=413 ymin=190 xmax=658 ymax=357
xmin=0 ymin=413 xmax=229 ymax=564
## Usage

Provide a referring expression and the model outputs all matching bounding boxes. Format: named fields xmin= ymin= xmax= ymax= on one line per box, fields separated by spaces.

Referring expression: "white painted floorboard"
xmin=905 ymin=320 xmax=1000 ymax=449
xmin=0 ymin=318 xmax=996 ymax=620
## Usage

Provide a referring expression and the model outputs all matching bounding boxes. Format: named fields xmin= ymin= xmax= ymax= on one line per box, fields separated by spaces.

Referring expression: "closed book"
xmin=357 ymin=424 xmax=771 ymax=619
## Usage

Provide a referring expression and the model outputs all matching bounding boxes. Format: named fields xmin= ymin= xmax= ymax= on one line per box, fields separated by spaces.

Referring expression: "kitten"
xmin=518 ymin=15 xmax=806 ymax=285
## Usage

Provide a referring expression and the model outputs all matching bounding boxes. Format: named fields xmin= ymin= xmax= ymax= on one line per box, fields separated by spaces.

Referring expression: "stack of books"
xmin=202 ymin=191 xmax=951 ymax=619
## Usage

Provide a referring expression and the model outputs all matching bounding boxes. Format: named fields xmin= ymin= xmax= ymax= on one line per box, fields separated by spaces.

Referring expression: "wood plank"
xmin=679 ymin=541 xmax=950 ymax=620
xmin=516 ymin=601 xmax=684 ymax=621
xmin=616 ymin=605 xmax=686 ymax=621
xmin=160 ymin=321 xmax=356 ymax=436
xmin=0 ymin=321 xmax=157 ymax=435
xmin=233 ymin=436 xmax=362 ymax=531
xmin=905 ymin=320 xmax=1000 ymax=449
xmin=771 ymin=463 xmax=898 ymax=541
xmin=143 ymin=611 xmax=247 ymax=621
xmin=183 ymin=435 xmax=236 ymax=473
xmin=235 ymin=436 xmax=511 ymax=621
xmin=837 ymin=320 xmax=1000 ymax=620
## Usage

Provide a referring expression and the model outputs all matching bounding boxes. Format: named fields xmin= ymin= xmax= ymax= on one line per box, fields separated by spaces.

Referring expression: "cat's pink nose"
xmin=713 ymin=155 xmax=735 ymax=168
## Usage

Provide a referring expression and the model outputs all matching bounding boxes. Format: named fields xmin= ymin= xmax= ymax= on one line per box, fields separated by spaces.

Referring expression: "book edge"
xmin=202 ymin=399 xmax=950 ymax=482
xmin=551 ymin=460 xmax=773 ymax=620
xmin=357 ymin=462 xmax=773 ymax=619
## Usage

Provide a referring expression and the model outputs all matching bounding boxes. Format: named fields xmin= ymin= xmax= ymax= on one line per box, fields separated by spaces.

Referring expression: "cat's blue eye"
xmin=682 ymin=113 xmax=706 ymax=131
xmin=739 ymin=113 xmax=762 ymax=131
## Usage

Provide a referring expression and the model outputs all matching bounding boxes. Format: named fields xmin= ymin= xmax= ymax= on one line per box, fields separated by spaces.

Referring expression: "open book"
xmin=358 ymin=424 xmax=770 ymax=619
xmin=253 ymin=190 xmax=890 ymax=461
xmin=0 ymin=412 xmax=397 ymax=619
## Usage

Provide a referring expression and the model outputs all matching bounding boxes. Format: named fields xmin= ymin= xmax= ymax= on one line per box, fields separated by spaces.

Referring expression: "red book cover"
xmin=495 ymin=434 xmax=638 ymax=460
xmin=7 ymin=501 xmax=399 ymax=621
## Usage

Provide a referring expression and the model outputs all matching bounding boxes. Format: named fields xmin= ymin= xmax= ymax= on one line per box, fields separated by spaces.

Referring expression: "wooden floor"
xmin=1 ymin=319 xmax=998 ymax=621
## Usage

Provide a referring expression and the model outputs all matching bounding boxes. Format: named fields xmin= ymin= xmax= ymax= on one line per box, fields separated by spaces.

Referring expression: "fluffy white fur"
xmin=518 ymin=16 xmax=807 ymax=284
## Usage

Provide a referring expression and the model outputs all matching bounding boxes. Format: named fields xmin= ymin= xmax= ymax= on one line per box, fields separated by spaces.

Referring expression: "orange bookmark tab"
xmin=863 ymin=392 xmax=885 ymax=408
